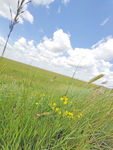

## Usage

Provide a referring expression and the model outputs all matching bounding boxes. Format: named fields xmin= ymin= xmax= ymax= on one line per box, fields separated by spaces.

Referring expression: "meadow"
xmin=0 ymin=57 xmax=113 ymax=150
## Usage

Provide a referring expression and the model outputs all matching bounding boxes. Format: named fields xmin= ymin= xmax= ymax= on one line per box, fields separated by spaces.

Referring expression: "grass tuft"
xmin=0 ymin=58 xmax=113 ymax=150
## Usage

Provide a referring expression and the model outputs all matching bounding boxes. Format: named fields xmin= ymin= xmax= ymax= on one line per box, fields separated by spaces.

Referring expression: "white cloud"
xmin=22 ymin=10 xmax=34 ymax=24
xmin=92 ymin=37 xmax=113 ymax=60
xmin=100 ymin=18 xmax=109 ymax=26
xmin=37 ymin=29 xmax=72 ymax=58
xmin=0 ymin=30 xmax=113 ymax=88
xmin=32 ymin=0 xmax=70 ymax=6
xmin=32 ymin=0 xmax=55 ymax=7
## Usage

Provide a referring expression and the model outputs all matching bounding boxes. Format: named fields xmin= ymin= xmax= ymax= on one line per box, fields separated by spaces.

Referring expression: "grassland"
xmin=0 ymin=58 xmax=113 ymax=150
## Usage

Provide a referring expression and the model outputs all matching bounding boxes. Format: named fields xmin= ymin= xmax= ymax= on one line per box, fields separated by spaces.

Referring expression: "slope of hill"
xmin=0 ymin=57 xmax=113 ymax=150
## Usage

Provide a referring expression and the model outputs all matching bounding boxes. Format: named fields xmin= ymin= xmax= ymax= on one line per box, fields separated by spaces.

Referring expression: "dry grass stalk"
xmin=36 ymin=112 xmax=51 ymax=117
xmin=101 ymin=81 xmax=108 ymax=84
xmin=50 ymin=75 xmax=58 ymax=82
xmin=88 ymin=74 xmax=104 ymax=84
xmin=1 ymin=0 xmax=31 ymax=57
xmin=64 ymin=60 xmax=83 ymax=96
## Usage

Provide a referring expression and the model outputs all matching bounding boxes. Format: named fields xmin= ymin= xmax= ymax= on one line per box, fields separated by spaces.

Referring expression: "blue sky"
xmin=0 ymin=0 xmax=113 ymax=88
xmin=0 ymin=0 xmax=113 ymax=48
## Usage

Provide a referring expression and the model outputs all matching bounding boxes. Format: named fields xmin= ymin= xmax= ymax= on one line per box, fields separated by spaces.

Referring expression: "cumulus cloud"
xmin=92 ymin=37 xmax=113 ymax=61
xmin=37 ymin=29 xmax=72 ymax=58
xmin=0 ymin=29 xmax=113 ymax=88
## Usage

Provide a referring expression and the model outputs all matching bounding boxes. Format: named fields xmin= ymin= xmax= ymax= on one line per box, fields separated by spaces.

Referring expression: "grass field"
xmin=0 ymin=57 xmax=113 ymax=150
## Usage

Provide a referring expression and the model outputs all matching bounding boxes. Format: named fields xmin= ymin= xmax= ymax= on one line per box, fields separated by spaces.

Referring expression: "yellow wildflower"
xmin=80 ymin=113 xmax=83 ymax=117
xmin=64 ymin=101 xmax=67 ymax=104
xmin=55 ymin=108 xmax=59 ymax=111
xmin=53 ymin=102 xmax=56 ymax=106
xmin=68 ymin=112 xmax=74 ymax=118
xmin=68 ymin=112 xmax=73 ymax=116
xmin=60 ymin=97 xmax=64 ymax=101
xmin=65 ymin=97 xmax=68 ymax=101
xmin=58 ymin=111 xmax=61 ymax=115
xmin=35 ymin=102 xmax=39 ymax=105
xmin=77 ymin=115 xmax=80 ymax=119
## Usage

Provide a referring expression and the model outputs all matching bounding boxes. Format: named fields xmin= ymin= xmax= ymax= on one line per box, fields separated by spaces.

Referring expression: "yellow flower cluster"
xmin=60 ymin=96 xmax=68 ymax=104
xmin=51 ymin=97 xmax=83 ymax=120
xmin=77 ymin=113 xmax=83 ymax=119
xmin=53 ymin=103 xmax=62 ymax=115
xmin=64 ymin=110 xmax=74 ymax=119
xmin=52 ymin=96 xmax=74 ymax=119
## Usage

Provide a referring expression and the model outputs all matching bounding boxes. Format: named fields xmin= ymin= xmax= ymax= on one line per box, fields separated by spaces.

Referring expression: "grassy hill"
xmin=0 ymin=58 xmax=113 ymax=150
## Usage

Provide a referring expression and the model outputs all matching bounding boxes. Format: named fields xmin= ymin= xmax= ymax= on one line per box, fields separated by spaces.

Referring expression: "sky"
xmin=0 ymin=0 xmax=113 ymax=88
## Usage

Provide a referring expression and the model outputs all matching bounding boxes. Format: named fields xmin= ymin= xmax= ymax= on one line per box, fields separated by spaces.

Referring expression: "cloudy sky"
xmin=0 ymin=0 xmax=113 ymax=88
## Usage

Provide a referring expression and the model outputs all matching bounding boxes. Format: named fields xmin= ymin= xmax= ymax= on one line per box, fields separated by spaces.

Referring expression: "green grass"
xmin=0 ymin=58 xmax=113 ymax=150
